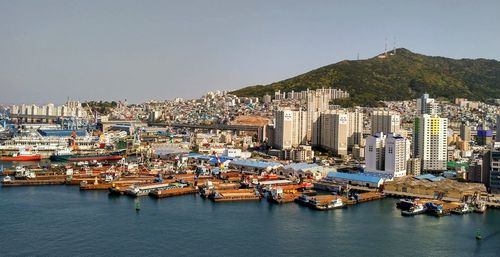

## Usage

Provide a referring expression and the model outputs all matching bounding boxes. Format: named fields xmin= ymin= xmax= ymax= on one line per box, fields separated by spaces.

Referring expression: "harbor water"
xmin=1 ymin=184 xmax=499 ymax=257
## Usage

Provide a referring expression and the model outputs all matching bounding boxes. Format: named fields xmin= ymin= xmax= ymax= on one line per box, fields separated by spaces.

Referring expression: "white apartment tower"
xmin=371 ymin=110 xmax=401 ymax=135
xmin=365 ymin=132 xmax=410 ymax=177
xmin=414 ymin=114 xmax=448 ymax=173
xmin=273 ymin=109 xmax=307 ymax=150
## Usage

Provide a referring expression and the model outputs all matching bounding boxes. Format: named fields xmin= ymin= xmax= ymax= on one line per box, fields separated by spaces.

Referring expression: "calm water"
xmin=1 ymin=163 xmax=500 ymax=256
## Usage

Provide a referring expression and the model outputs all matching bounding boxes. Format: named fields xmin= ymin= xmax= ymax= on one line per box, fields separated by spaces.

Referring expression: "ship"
xmin=0 ymin=150 xmax=42 ymax=161
xmin=49 ymin=149 xmax=124 ymax=162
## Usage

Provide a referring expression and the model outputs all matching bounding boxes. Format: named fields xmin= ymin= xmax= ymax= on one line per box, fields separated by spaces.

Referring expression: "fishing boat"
xmin=0 ymin=150 xmax=42 ymax=161
xmin=295 ymin=194 xmax=313 ymax=206
xmin=401 ymin=203 xmax=426 ymax=216
xmin=451 ymin=203 xmax=472 ymax=215
xmin=396 ymin=198 xmax=417 ymax=211
xmin=425 ymin=202 xmax=450 ymax=217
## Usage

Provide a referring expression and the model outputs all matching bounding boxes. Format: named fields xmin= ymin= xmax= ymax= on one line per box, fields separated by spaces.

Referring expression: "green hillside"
xmin=231 ymin=48 xmax=500 ymax=106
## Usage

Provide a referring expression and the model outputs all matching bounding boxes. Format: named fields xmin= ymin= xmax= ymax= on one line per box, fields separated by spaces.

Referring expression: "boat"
xmin=396 ymin=198 xmax=417 ymax=211
xmin=424 ymin=202 xmax=450 ymax=217
xmin=295 ymin=194 xmax=313 ymax=206
xmin=50 ymin=149 xmax=124 ymax=162
xmin=401 ymin=204 xmax=426 ymax=216
xmin=0 ymin=150 xmax=42 ymax=161
xmin=125 ymin=182 xmax=186 ymax=197
xmin=476 ymin=229 xmax=482 ymax=240
xmin=451 ymin=203 xmax=472 ymax=215
xmin=2 ymin=175 xmax=12 ymax=183
xmin=321 ymin=198 xmax=346 ymax=210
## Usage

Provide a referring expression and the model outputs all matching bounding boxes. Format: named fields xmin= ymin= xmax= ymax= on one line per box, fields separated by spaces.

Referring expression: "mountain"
xmin=231 ymin=48 xmax=500 ymax=106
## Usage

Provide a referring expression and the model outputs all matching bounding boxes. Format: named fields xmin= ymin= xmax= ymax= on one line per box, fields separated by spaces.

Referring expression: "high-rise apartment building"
xmin=316 ymin=110 xmax=349 ymax=156
xmin=273 ymin=109 xmax=307 ymax=150
xmin=416 ymin=93 xmax=438 ymax=115
xmin=365 ymin=132 xmax=410 ymax=177
xmin=414 ymin=114 xmax=448 ymax=173
xmin=347 ymin=108 xmax=364 ymax=148
xmin=371 ymin=110 xmax=401 ymax=135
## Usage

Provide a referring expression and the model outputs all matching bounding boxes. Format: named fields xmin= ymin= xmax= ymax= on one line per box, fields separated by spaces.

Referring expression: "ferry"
xmin=0 ymin=150 xmax=42 ymax=161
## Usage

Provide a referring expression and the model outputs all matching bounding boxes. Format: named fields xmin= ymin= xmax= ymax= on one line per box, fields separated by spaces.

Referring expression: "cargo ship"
xmin=49 ymin=149 xmax=124 ymax=162
xmin=0 ymin=150 xmax=42 ymax=161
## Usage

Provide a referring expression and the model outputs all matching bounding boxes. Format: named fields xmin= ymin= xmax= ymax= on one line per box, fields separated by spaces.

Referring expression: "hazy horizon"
xmin=1 ymin=0 xmax=499 ymax=104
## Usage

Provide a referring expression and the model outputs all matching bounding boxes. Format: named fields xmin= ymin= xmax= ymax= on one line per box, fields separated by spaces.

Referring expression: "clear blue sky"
xmin=1 ymin=0 xmax=499 ymax=104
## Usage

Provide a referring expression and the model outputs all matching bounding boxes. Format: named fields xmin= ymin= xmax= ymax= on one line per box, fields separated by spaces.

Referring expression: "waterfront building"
xmin=413 ymin=114 xmax=448 ymax=173
xmin=407 ymin=158 xmax=421 ymax=176
xmin=273 ymin=109 xmax=307 ymax=150
xmin=371 ymin=110 xmax=401 ymax=135
xmin=365 ymin=132 xmax=410 ymax=177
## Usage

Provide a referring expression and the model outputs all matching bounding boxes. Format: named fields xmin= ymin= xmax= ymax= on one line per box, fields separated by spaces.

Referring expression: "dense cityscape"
xmin=2 ymin=1 xmax=500 ymax=256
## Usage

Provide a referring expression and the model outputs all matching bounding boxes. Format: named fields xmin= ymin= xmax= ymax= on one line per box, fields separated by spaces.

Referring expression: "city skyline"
xmin=1 ymin=0 xmax=500 ymax=104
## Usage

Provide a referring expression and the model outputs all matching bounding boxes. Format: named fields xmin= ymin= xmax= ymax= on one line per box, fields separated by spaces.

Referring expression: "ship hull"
xmin=50 ymin=153 xmax=123 ymax=162
xmin=0 ymin=155 xmax=42 ymax=161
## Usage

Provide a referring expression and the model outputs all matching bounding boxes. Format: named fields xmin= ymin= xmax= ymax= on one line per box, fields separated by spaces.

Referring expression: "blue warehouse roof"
xmin=415 ymin=174 xmax=445 ymax=182
xmin=229 ymin=159 xmax=282 ymax=169
xmin=327 ymin=171 xmax=383 ymax=184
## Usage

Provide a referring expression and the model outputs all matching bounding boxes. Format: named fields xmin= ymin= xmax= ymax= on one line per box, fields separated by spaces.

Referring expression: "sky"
xmin=0 ymin=0 xmax=499 ymax=104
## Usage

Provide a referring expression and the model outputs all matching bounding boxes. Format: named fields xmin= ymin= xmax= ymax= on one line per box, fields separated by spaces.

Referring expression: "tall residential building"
xmin=316 ymin=110 xmax=349 ymax=156
xmin=306 ymin=90 xmax=331 ymax=142
xmin=365 ymin=132 xmax=386 ymax=171
xmin=416 ymin=93 xmax=438 ymax=115
xmin=371 ymin=110 xmax=401 ymax=135
xmin=347 ymin=108 xmax=364 ymax=148
xmin=414 ymin=114 xmax=448 ymax=173
xmin=460 ymin=123 xmax=472 ymax=142
xmin=273 ymin=109 xmax=307 ymax=150
xmin=365 ymin=132 xmax=410 ymax=177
